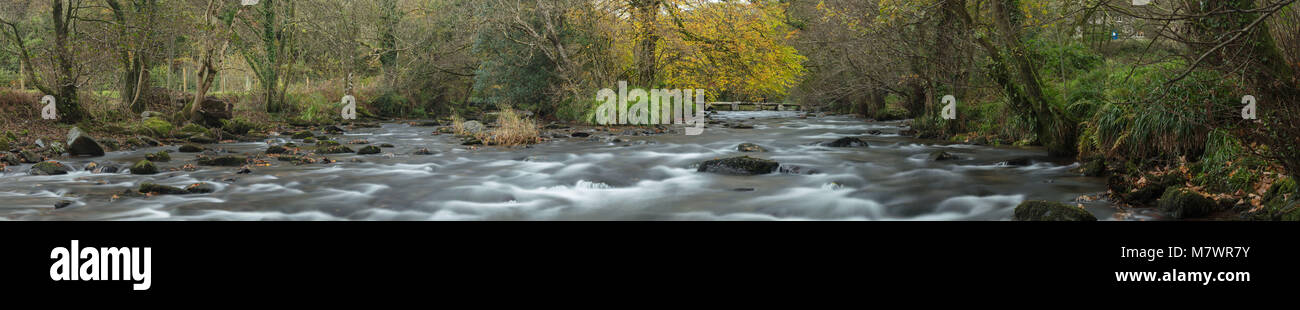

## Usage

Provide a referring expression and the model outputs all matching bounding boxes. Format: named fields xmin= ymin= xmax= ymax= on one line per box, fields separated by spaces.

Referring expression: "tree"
xmin=1 ymin=0 xmax=90 ymax=124
xmin=105 ymin=0 xmax=161 ymax=113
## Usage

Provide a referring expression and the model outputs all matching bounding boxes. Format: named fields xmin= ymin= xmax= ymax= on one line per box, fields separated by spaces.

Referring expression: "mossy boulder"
xmin=824 ymin=137 xmax=868 ymax=147
xmin=357 ymin=145 xmax=382 ymax=155
xmin=265 ymin=145 xmax=289 ymax=154
xmin=316 ymin=140 xmax=341 ymax=147
xmin=697 ymin=156 xmax=780 ymax=175
xmin=145 ymin=151 xmax=171 ymax=162
xmin=139 ymin=118 xmax=174 ymax=137
xmin=291 ymin=131 xmax=315 ymax=139
xmin=1080 ymin=159 xmax=1107 ymax=177
xmin=178 ymin=144 xmax=204 ymax=153
xmin=29 ymin=161 xmax=70 ymax=176
xmin=138 ymin=183 xmax=190 ymax=195
xmin=1123 ymin=173 xmax=1186 ymax=206
xmin=1255 ymin=178 xmax=1299 ymax=221
xmin=221 ymin=118 xmax=257 ymax=135
xmin=316 ymin=145 xmax=354 ymax=154
xmin=1012 ymin=200 xmax=1098 ymax=221
xmin=737 ymin=143 xmax=767 ymax=152
xmin=130 ymin=160 xmax=159 ymax=175
xmin=1157 ymin=187 xmax=1216 ymax=219
xmin=1 ymin=153 xmax=20 ymax=165
xmin=196 ymin=155 xmax=247 ymax=166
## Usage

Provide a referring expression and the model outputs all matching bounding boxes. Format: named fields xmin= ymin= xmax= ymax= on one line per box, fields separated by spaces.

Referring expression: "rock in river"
xmin=130 ymin=160 xmax=159 ymax=175
xmin=928 ymin=151 xmax=958 ymax=161
xmin=179 ymin=144 xmax=204 ymax=153
xmin=29 ymin=161 xmax=70 ymax=175
xmin=357 ymin=145 xmax=382 ymax=155
xmin=66 ymin=127 xmax=105 ymax=157
xmin=1011 ymin=200 xmax=1097 ymax=221
xmin=197 ymin=155 xmax=247 ymax=166
xmin=697 ymin=156 xmax=779 ymax=175
xmin=823 ymin=137 xmax=868 ymax=147
xmin=737 ymin=143 xmax=768 ymax=152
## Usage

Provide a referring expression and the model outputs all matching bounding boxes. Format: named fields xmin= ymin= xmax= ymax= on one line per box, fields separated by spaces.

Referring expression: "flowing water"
xmin=0 ymin=111 xmax=1151 ymax=220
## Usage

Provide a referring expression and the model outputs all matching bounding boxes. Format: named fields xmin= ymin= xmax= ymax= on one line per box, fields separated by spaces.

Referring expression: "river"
xmin=0 ymin=111 xmax=1152 ymax=220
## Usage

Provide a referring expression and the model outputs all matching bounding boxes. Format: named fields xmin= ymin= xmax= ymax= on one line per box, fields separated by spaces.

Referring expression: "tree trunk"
xmin=632 ymin=0 xmax=660 ymax=88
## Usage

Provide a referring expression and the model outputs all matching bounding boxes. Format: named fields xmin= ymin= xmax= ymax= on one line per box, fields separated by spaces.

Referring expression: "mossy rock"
xmin=29 ymin=161 xmax=70 ymax=176
xmin=196 ymin=155 xmax=247 ymax=167
xmin=1080 ymin=159 xmax=1106 ymax=177
xmin=178 ymin=144 xmax=204 ymax=153
xmin=316 ymin=145 xmax=354 ymax=154
xmin=130 ymin=160 xmax=159 ymax=175
xmin=316 ymin=140 xmax=341 ymax=147
xmin=697 ymin=156 xmax=780 ymax=175
xmin=188 ymin=134 xmax=216 ymax=144
xmin=138 ymin=183 xmax=190 ymax=195
xmin=266 ymin=145 xmax=289 ymax=154
xmin=291 ymin=131 xmax=315 ymax=139
xmin=1124 ymin=173 xmax=1186 ymax=205
xmin=357 ymin=145 xmax=382 ymax=155
xmin=1255 ymin=178 xmax=1299 ymax=221
xmin=737 ymin=143 xmax=767 ymax=152
xmin=139 ymin=118 xmax=174 ymax=137
xmin=1012 ymin=200 xmax=1097 ymax=221
xmin=221 ymin=118 xmax=258 ymax=135
xmin=145 ymin=151 xmax=171 ymax=162
xmin=179 ymin=123 xmax=209 ymax=135
xmin=1157 ymin=187 xmax=1216 ymax=219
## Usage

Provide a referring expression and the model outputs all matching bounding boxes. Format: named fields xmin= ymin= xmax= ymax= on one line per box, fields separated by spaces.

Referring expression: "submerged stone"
xmin=697 ymin=156 xmax=780 ymax=175
xmin=1012 ymin=200 xmax=1097 ymax=221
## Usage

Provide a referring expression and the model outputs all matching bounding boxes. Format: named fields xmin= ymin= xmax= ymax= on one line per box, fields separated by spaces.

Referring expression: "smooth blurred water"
xmin=0 ymin=111 xmax=1142 ymax=220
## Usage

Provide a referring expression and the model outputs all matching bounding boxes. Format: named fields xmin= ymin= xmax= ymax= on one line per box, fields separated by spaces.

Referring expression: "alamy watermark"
xmin=41 ymin=95 xmax=57 ymax=120
xmin=341 ymin=95 xmax=357 ymax=120
xmin=595 ymin=81 xmax=706 ymax=135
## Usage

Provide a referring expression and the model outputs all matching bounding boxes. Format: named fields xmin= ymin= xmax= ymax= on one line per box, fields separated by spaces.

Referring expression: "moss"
xmin=291 ymin=131 xmax=315 ymax=139
xmin=145 ymin=151 xmax=171 ymax=162
xmin=737 ymin=143 xmax=767 ymax=152
xmin=1255 ymin=178 xmax=1300 ymax=221
xmin=1012 ymin=200 xmax=1097 ymax=221
xmin=178 ymin=144 xmax=204 ymax=153
xmin=1157 ymin=187 xmax=1216 ymax=219
xmin=221 ymin=118 xmax=258 ymax=135
xmin=29 ymin=161 xmax=70 ymax=176
xmin=196 ymin=155 xmax=247 ymax=167
xmin=139 ymin=118 xmax=174 ymax=137
xmin=357 ymin=145 xmax=382 ymax=155
xmin=130 ymin=160 xmax=158 ymax=175
xmin=138 ymin=183 xmax=189 ymax=195
xmin=316 ymin=140 xmax=340 ymax=147
xmin=316 ymin=145 xmax=354 ymax=154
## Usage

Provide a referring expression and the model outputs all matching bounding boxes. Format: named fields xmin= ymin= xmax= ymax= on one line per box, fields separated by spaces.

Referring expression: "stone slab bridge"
xmin=704 ymin=102 xmax=802 ymax=111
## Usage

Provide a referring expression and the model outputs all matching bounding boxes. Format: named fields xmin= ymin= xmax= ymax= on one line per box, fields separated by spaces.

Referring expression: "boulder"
xmin=1123 ymin=173 xmax=1186 ymax=205
xmin=195 ymin=97 xmax=233 ymax=128
xmin=379 ymin=143 xmax=395 ymax=148
xmin=1157 ymin=187 xmax=1216 ymax=219
xmin=697 ymin=156 xmax=780 ymax=175
xmin=357 ymin=145 xmax=382 ymax=155
xmin=737 ymin=143 xmax=768 ymax=152
xmin=20 ymin=150 xmax=42 ymax=163
xmin=265 ymin=145 xmax=289 ymax=154
xmin=1012 ymin=201 xmax=1098 ymax=221
xmin=291 ymin=131 xmax=315 ymax=139
xmin=66 ymin=127 xmax=105 ymax=157
xmin=184 ymin=183 xmax=217 ymax=194
xmin=197 ymin=155 xmax=247 ymax=167
xmin=324 ymin=125 xmax=346 ymax=134
xmin=414 ymin=148 xmax=435 ymax=155
xmin=460 ymin=121 xmax=486 ymax=135
xmin=145 ymin=151 xmax=171 ymax=162
xmin=138 ymin=183 xmax=190 ymax=195
xmin=29 ymin=161 xmax=70 ymax=176
xmin=824 ymin=137 xmax=868 ymax=147
xmin=316 ymin=145 xmax=354 ymax=154
xmin=928 ymin=151 xmax=958 ymax=161
xmin=130 ymin=160 xmax=159 ymax=175
xmin=188 ymin=134 xmax=216 ymax=144
xmin=0 ymin=153 xmax=19 ymax=165
xmin=571 ymin=132 xmax=591 ymax=138
xmin=178 ymin=144 xmax=204 ymax=153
